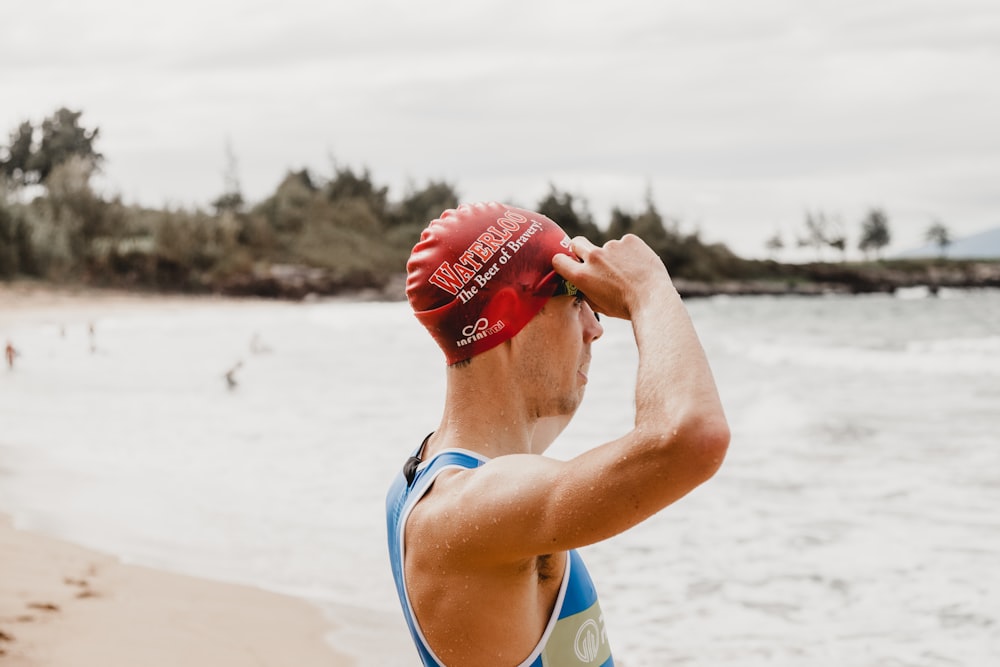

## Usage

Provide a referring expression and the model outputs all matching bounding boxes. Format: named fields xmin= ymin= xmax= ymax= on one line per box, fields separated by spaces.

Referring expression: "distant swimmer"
xmin=4 ymin=341 xmax=17 ymax=369
xmin=224 ymin=360 xmax=243 ymax=390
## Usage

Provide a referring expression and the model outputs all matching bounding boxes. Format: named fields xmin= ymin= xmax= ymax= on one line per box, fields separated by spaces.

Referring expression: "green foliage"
xmin=0 ymin=121 xmax=35 ymax=186
xmin=630 ymin=197 xmax=671 ymax=254
xmin=0 ymin=204 xmax=36 ymax=277
xmin=212 ymin=191 xmax=245 ymax=214
xmin=605 ymin=207 xmax=634 ymax=241
xmin=212 ymin=140 xmax=244 ymax=214
xmin=0 ymin=108 xmax=102 ymax=187
xmin=535 ymin=185 xmax=601 ymax=240
xmin=324 ymin=166 xmax=388 ymax=220
xmin=764 ymin=232 xmax=784 ymax=257
xmin=926 ymin=220 xmax=951 ymax=256
xmin=389 ymin=180 xmax=459 ymax=229
xmin=255 ymin=169 xmax=320 ymax=234
xmin=858 ymin=208 xmax=891 ymax=259
xmin=13 ymin=107 xmax=896 ymax=296
xmin=797 ymin=210 xmax=847 ymax=261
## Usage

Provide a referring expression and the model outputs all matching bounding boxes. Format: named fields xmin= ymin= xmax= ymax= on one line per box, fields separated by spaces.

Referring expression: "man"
xmin=386 ymin=202 xmax=729 ymax=666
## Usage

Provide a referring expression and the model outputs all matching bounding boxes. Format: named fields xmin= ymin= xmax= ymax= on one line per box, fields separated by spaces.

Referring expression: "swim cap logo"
xmin=574 ymin=619 xmax=601 ymax=662
xmin=426 ymin=210 xmax=552 ymax=306
xmin=456 ymin=318 xmax=505 ymax=348
xmin=462 ymin=318 xmax=490 ymax=337
xmin=427 ymin=210 xmax=527 ymax=296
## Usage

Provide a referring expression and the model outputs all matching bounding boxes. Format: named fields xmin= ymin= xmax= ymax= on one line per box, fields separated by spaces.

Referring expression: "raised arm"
xmin=424 ymin=235 xmax=730 ymax=564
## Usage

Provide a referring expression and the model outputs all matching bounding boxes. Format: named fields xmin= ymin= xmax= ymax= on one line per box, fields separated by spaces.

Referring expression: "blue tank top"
xmin=386 ymin=447 xmax=614 ymax=666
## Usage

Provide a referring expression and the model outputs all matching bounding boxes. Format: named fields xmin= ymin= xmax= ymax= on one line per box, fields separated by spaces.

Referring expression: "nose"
xmin=582 ymin=303 xmax=603 ymax=342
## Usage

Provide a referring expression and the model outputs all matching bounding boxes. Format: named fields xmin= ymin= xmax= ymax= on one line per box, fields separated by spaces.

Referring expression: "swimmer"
xmin=5 ymin=340 xmax=17 ymax=369
xmin=224 ymin=360 xmax=243 ymax=390
xmin=386 ymin=203 xmax=730 ymax=666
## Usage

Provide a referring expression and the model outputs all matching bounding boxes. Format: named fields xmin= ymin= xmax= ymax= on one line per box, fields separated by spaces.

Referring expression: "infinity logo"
xmin=462 ymin=318 xmax=490 ymax=337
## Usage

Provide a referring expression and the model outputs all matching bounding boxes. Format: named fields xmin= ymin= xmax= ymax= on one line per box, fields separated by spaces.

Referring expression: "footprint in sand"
xmin=0 ymin=627 xmax=14 ymax=656
xmin=64 ymin=571 xmax=100 ymax=599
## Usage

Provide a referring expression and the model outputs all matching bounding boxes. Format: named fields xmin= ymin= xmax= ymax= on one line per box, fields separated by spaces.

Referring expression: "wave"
xmin=733 ymin=336 xmax=1000 ymax=376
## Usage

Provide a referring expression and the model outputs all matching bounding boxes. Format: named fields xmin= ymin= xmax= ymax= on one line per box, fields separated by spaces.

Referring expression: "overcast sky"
xmin=3 ymin=0 xmax=999 ymax=258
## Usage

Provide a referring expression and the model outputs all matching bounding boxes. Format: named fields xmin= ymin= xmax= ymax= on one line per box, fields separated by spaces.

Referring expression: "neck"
xmin=425 ymin=349 xmax=538 ymax=460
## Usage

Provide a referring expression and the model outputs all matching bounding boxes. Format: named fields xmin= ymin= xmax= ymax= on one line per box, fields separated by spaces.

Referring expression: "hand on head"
xmin=552 ymin=234 xmax=671 ymax=321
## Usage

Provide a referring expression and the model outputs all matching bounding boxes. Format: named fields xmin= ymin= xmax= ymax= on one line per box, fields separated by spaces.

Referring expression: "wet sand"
xmin=0 ymin=515 xmax=352 ymax=666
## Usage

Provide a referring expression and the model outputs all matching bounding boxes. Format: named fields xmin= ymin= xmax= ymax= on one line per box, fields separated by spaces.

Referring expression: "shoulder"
xmin=404 ymin=452 xmax=568 ymax=566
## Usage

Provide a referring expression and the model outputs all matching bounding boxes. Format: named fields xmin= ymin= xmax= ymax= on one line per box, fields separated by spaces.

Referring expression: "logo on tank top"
xmin=574 ymin=617 xmax=605 ymax=662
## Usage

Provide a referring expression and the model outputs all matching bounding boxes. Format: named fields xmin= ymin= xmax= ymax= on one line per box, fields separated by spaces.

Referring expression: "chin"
xmin=553 ymin=394 xmax=582 ymax=417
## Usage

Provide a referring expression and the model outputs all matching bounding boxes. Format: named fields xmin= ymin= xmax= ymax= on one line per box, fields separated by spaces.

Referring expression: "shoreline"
xmin=0 ymin=285 xmax=359 ymax=665
xmin=0 ymin=284 xmax=404 ymax=665
xmin=0 ymin=513 xmax=354 ymax=666
xmin=5 ymin=256 xmax=1000 ymax=307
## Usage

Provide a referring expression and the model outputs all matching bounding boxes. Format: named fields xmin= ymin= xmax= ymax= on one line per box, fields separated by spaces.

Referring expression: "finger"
xmin=551 ymin=252 xmax=583 ymax=280
xmin=569 ymin=236 xmax=597 ymax=259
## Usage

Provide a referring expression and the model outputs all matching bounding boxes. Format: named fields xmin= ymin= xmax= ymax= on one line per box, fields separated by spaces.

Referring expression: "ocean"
xmin=1 ymin=288 xmax=998 ymax=666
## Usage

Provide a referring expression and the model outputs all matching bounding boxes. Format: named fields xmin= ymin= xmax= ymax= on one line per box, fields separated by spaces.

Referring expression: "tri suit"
xmin=386 ymin=445 xmax=614 ymax=666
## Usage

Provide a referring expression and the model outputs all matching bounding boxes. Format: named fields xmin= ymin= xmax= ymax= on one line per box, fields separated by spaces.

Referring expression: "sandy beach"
xmin=0 ymin=515 xmax=352 ymax=666
xmin=1 ymin=283 xmax=356 ymax=666
xmin=0 ymin=280 xmax=254 ymax=326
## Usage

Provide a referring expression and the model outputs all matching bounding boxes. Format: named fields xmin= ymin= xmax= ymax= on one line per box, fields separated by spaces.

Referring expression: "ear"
xmin=480 ymin=286 xmax=522 ymax=331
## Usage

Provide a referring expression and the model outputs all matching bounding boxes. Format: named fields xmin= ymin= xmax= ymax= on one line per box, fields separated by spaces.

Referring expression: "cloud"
xmin=2 ymin=0 xmax=999 ymax=256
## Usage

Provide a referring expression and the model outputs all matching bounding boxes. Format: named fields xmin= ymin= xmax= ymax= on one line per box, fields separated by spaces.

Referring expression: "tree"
xmin=324 ymin=165 xmax=388 ymax=220
xmin=764 ymin=231 xmax=784 ymax=258
xmin=0 ymin=205 xmax=36 ymax=277
xmin=256 ymin=169 xmax=319 ymax=233
xmin=1 ymin=109 xmax=102 ymax=189
xmin=858 ymin=208 xmax=891 ymax=260
xmin=925 ymin=220 xmax=952 ymax=258
xmin=0 ymin=121 xmax=35 ymax=187
xmin=605 ymin=206 xmax=634 ymax=240
xmin=826 ymin=216 xmax=848 ymax=261
xmin=212 ymin=139 xmax=244 ymax=213
xmin=390 ymin=180 xmax=460 ymax=229
xmin=28 ymin=108 xmax=103 ymax=185
xmin=798 ymin=210 xmax=832 ymax=260
xmin=631 ymin=193 xmax=671 ymax=255
xmin=535 ymin=184 xmax=601 ymax=240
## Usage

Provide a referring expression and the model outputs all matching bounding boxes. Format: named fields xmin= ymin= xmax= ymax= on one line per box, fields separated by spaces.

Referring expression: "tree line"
xmin=1 ymin=107 xmax=770 ymax=295
xmin=0 ymin=107 xmax=968 ymax=298
xmin=764 ymin=208 xmax=954 ymax=262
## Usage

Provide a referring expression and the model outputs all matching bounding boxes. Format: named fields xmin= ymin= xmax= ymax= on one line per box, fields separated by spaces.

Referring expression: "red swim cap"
xmin=406 ymin=202 xmax=575 ymax=364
